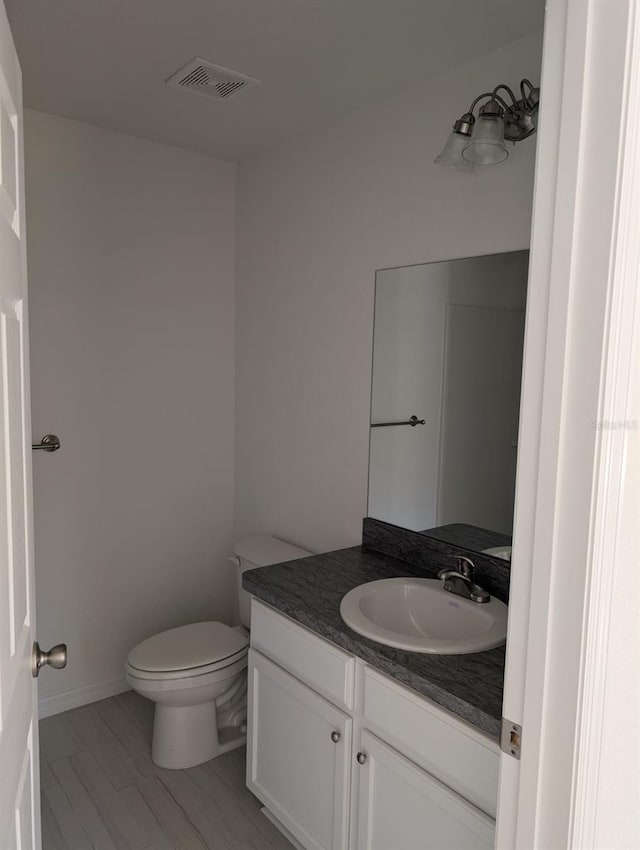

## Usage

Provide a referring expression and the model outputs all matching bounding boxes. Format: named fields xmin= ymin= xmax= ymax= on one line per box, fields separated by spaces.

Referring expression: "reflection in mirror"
xmin=368 ymin=251 xmax=528 ymax=550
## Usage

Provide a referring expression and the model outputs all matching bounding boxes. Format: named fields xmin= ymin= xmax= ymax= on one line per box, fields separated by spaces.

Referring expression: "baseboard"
xmin=38 ymin=677 xmax=130 ymax=719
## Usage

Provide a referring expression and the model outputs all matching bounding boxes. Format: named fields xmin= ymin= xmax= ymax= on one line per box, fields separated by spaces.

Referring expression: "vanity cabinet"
xmin=355 ymin=731 xmax=494 ymax=850
xmin=246 ymin=600 xmax=499 ymax=850
xmin=247 ymin=649 xmax=351 ymax=850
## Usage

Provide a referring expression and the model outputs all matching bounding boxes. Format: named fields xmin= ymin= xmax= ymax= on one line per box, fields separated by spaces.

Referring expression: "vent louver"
xmin=166 ymin=58 xmax=260 ymax=102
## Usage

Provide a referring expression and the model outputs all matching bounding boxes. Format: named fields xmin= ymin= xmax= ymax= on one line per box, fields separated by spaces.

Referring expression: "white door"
xmin=355 ymin=731 xmax=494 ymax=850
xmin=0 ymin=4 xmax=40 ymax=848
xmin=247 ymin=650 xmax=352 ymax=850
xmin=437 ymin=304 xmax=525 ymax=534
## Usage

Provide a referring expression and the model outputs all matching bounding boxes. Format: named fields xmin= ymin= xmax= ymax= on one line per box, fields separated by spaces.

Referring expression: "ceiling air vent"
xmin=166 ymin=58 xmax=260 ymax=102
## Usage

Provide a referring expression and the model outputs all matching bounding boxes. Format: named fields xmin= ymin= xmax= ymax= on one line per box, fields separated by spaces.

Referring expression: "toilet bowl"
xmin=125 ymin=535 xmax=312 ymax=769
xmin=125 ymin=621 xmax=249 ymax=768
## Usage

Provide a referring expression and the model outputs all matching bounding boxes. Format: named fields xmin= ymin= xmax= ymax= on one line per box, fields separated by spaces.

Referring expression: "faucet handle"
xmin=456 ymin=556 xmax=475 ymax=580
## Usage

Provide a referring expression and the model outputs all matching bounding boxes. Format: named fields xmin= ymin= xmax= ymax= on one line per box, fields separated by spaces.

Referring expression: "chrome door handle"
xmin=32 ymin=434 xmax=61 ymax=453
xmin=331 ymin=731 xmax=341 ymax=743
xmin=356 ymin=752 xmax=367 ymax=765
xmin=32 ymin=642 xmax=67 ymax=677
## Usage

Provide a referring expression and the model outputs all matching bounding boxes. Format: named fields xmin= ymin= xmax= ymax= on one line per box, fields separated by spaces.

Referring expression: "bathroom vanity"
xmin=243 ymin=540 xmax=508 ymax=850
xmin=242 ymin=249 xmax=522 ymax=849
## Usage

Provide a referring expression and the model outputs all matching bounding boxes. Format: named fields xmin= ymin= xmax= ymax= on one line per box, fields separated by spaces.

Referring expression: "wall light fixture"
xmin=435 ymin=79 xmax=540 ymax=172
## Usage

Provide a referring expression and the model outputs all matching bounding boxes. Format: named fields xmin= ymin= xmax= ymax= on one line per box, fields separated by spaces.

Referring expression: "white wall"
xmin=235 ymin=31 xmax=543 ymax=553
xmin=25 ymin=111 xmax=236 ymax=712
xmin=369 ymin=265 xmax=450 ymax=531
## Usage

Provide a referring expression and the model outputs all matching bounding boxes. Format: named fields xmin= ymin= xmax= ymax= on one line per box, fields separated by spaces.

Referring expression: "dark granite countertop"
xmin=420 ymin=523 xmax=512 ymax=554
xmin=243 ymin=545 xmax=505 ymax=741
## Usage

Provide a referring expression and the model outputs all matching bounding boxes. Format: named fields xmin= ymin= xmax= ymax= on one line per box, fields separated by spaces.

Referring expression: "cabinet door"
xmin=247 ymin=649 xmax=352 ymax=850
xmin=355 ymin=731 xmax=495 ymax=850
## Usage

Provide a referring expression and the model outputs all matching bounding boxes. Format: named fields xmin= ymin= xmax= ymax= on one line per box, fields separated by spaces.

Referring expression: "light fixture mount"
xmin=453 ymin=112 xmax=475 ymax=137
xmin=479 ymin=97 xmax=504 ymax=117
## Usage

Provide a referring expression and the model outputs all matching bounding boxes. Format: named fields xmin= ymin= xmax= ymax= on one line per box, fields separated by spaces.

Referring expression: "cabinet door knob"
xmin=356 ymin=751 xmax=367 ymax=765
xmin=330 ymin=731 xmax=341 ymax=743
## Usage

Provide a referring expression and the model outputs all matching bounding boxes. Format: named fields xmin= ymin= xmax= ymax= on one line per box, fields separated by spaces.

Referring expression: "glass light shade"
xmin=462 ymin=113 xmax=508 ymax=165
xmin=434 ymin=131 xmax=474 ymax=173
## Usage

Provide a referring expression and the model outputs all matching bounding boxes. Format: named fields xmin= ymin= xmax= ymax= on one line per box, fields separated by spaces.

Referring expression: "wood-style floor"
xmin=39 ymin=691 xmax=294 ymax=850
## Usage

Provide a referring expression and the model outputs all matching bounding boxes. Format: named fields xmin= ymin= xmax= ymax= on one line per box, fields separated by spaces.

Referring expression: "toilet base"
xmin=151 ymin=701 xmax=246 ymax=769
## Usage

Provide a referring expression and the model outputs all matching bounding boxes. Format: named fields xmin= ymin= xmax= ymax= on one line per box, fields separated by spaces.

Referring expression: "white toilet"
xmin=125 ymin=534 xmax=312 ymax=769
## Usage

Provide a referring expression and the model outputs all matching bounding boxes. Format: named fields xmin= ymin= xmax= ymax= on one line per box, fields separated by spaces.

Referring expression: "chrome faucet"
xmin=438 ymin=556 xmax=490 ymax=604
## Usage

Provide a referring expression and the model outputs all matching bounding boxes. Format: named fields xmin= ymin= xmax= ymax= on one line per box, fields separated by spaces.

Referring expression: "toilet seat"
xmin=126 ymin=621 xmax=249 ymax=681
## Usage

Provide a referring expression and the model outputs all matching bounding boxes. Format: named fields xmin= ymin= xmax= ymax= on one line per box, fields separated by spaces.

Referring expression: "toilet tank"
xmin=233 ymin=534 xmax=313 ymax=628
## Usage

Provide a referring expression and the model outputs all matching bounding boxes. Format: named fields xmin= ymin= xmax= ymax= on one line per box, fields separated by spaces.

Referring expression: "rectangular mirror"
xmin=368 ymin=250 xmax=529 ymax=556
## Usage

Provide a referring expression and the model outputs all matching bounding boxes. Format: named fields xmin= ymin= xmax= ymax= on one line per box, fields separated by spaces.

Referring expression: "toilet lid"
xmin=127 ymin=621 xmax=249 ymax=673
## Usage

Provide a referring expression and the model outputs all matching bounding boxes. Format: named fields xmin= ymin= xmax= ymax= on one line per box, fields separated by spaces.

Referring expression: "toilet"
xmin=125 ymin=535 xmax=312 ymax=769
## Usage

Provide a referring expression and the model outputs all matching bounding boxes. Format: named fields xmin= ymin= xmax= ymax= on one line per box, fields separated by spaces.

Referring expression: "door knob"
xmin=32 ymin=642 xmax=67 ymax=677
xmin=356 ymin=752 xmax=367 ymax=765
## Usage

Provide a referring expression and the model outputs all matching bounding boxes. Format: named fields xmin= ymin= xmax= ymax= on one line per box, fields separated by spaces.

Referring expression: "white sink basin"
xmin=339 ymin=577 xmax=508 ymax=654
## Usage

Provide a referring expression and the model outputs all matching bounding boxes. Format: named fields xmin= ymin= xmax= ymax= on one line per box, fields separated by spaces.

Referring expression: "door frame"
xmin=497 ymin=0 xmax=640 ymax=847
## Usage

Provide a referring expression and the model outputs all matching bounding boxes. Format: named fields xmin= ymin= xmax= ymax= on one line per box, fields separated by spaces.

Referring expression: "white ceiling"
xmin=6 ymin=0 xmax=544 ymax=162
